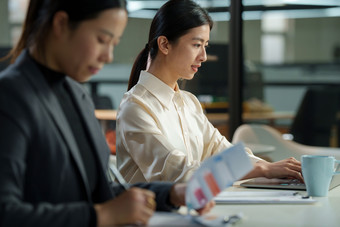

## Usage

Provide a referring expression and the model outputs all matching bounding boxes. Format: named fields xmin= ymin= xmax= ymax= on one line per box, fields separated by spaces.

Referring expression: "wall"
xmin=114 ymin=17 xmax=340 ymax=64
xmin=0 ymin=0 xmax=10 ymax=46
xmin=209 ymin=20 xmax=262 ymax=63
xmin=293 ymin=17 xmax=340 ymax=62
xmin=114 ymin=19 xmax=263 ymax=63
xmin=113 ymin=18 xmax=151 ymax=63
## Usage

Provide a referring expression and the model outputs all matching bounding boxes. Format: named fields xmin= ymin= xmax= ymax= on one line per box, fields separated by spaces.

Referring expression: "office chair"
xmin=232 ymin=124 xmax=340 ymax=162
xmin=290 ymin=87 xmax=340 ymax=147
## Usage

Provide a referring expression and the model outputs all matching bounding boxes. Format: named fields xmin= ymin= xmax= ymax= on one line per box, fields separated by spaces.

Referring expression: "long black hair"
xmin=128 ymin=0 xmax=213 ymax=91
xmin=4 ymin=0 xmax=127 ymax=63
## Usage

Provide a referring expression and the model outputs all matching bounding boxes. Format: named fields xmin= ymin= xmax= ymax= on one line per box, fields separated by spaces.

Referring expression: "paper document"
xmin=214 ymin=191 xmax=316 ymax=204
xmin=186 ymin=143 xmax=253 ymax=210
xmin=151 ymin=143 xmax=253 ymax=227
xmin=148 ymin=212 xmax=243 ymax=227
xmin=148 ymin=212 xmax=194 ymax=226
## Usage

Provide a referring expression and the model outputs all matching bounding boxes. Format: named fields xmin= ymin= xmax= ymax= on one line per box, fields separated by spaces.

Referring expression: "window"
xmin=8 ymin=0 xmax=29 ymax=46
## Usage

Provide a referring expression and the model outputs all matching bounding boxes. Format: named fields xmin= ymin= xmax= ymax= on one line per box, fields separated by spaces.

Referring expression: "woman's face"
xmin=166 ymin=25 xmax=210 ymax=81
xmin=55 ymin=8 xmax=128 ymax=82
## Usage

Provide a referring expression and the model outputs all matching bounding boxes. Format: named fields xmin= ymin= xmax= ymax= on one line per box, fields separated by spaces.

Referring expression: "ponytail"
xmin=3 ymin=0 xmax=45 ymax=63
xmin=128 ymin=45 xmax=149 ymax=91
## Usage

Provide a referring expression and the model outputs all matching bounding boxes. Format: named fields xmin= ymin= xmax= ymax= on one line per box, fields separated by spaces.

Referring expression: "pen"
xmin=293 ymin=191 xmax=310 ymax=199
xmin=109 ymin=165 xmax=130 ymax=190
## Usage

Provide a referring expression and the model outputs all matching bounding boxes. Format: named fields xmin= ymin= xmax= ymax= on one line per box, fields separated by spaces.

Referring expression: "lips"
xmin=191 ymin=65 xmax=201 ymax=72
xmin=89 ymin=66 xmax=100 ymax=75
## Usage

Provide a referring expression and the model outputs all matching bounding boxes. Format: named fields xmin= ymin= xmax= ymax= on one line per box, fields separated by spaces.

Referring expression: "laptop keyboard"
xmin=280 ymin=179 xmax=305 ymax=186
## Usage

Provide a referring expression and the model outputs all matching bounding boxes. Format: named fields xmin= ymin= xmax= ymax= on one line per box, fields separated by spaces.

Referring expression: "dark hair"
xmin=128 ymin=0 xmax=213 ymax=91
xmin=4 ymin=0 xmax=127 ymax=63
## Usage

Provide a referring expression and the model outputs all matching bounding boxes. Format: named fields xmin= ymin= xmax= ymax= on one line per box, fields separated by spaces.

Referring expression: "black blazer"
xmin=0 ymin=50 xmax=173 ymax=227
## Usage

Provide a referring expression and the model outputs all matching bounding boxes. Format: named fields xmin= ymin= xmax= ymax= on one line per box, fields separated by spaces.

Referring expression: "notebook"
xmin=240 ymin=174 xmax=340 ymax=191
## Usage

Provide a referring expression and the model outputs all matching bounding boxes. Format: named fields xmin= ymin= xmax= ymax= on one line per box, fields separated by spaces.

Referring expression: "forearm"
xmin=121 ymin=131 xmax=199 ymax=183
xmin=241 ymin=160 xmax=268 ymax=180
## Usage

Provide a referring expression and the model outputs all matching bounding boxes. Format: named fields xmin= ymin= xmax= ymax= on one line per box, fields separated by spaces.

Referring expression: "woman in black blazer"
xmin=0 ymin=0 xmax=213 ymax=226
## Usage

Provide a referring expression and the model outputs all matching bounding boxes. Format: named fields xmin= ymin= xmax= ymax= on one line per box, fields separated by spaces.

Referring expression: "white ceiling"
xmin=126 ymin=0 xmax=340 ymax=20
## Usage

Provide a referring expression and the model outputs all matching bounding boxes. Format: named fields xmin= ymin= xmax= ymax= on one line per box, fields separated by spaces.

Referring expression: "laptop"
xmin=240 ymin=174 xmax=340 ymax=191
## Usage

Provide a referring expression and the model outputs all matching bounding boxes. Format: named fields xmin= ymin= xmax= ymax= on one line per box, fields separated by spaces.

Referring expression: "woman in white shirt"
xmin=116 ymin=0 xmax=302 ymax=184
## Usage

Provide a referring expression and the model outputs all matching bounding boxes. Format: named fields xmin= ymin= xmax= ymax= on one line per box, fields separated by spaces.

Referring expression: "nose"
xmin=200 ymin=46 xmax=207 ymax=62
xmin=101 ymin=46 xmax=114 ymax=63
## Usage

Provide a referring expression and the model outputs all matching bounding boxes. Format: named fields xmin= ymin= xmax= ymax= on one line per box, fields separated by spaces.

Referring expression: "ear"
xmin=52 ymin=11 xmax=70 ymax=38
xmin=157 ymin=36 xmax=170 ymax=55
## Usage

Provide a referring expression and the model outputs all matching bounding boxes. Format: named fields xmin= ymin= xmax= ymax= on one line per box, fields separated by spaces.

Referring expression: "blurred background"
xmin=1 ymin=0 xmax=340 ymax=147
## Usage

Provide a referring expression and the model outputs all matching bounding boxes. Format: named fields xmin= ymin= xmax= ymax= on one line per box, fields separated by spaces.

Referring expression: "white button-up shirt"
xmin=116 ymin=71 xmax=261 ymax=183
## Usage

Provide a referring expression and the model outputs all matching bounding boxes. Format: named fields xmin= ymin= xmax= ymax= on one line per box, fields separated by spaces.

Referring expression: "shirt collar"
xmin=138 ymin=71 xmax=181 ymax=108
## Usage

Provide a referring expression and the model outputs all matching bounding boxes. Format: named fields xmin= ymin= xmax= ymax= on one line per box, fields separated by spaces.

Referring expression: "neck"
xmin=147 ymin=57 xmax=177 ymax=90
xmin=29 ymin=45 xmax=47 ymax=67
xmin=29 ymin=36 xmax=61 ymax=73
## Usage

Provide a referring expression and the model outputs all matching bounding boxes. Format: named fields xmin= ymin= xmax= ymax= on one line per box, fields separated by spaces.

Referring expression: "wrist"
xmin=169 ymin=185 xmax=178 ymax=207
xmin=94 ymin=204 xmax=108 ymax=227
xmin=169 ymin=183 xmax=186 ymax=207
xmin=255 ymin=160 xmax=270 ymax=177
xmin=242 ymin=161 xmax=267 ymax=179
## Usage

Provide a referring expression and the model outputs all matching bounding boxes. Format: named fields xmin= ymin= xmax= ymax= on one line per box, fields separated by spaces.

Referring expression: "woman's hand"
xmin=170 ymin=183 xmax=215 ymax=215
xmin=243 ymin=157 xmax=303 ymax=182
xmin=196 ymin=200 xmax=215 ymax=215
xmin=94 ymin=187 xmax=156 ymax=226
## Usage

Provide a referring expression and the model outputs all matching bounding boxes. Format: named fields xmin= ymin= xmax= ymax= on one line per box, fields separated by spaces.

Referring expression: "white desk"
xmin=209 ymin=182 xmax=340 ymax=227
xmin=148 ymin=181 xmax=340 ymax=227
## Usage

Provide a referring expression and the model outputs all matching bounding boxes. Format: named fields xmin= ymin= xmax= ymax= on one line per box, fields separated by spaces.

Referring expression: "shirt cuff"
xmin=89 ymin=205 xmax=97 ymax=227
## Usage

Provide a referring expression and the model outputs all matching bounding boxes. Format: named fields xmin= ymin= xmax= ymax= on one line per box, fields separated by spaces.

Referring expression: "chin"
xmin=186 ymin=74 xmax=195 ymax=80
xmin=69 ymin=73 xmax=91 ymax=83
xmin=80 ymin=76 xmax=92 ymax=83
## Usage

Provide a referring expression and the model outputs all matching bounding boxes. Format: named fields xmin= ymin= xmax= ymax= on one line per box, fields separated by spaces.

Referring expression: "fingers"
xmin=126 ymin=188 xmax=156 ymax=225
xmin=142 ymin=188 xmax=156 ymax=199
xmin=262 ymin=157 xmax=303 ymax=180
xmin=285 ymin=161 xmax=302 ymax=173
xmin=273 ymin=158 xmax=303 ymax=181
xmin=139 ymin=188 xmax=156 ymax=210
xmin=197 ymin=200 xmax=215 ymax=215
xmin=95 ymin=188 xmax=157 ymax=226
xmin=138 ymin=189 xmax=156 ymax=224
xmin=283 ymin=157 xmax=302 ymax=176
xmin=169 ymin=183 xmax=186 ymax=207
xmin=282 ymin=168 xmax=304 ymax=182
xmin=131 ymin=206 xmax=154 ymax=226
xmin=137 ymin=205 xmax=155 ymax=225
xmin=145 ymin=195 xmax=157 ymax=210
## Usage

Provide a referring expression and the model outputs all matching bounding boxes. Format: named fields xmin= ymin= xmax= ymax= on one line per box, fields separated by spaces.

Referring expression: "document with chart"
xmin=185 ymin=142 xmax=253 ymax=210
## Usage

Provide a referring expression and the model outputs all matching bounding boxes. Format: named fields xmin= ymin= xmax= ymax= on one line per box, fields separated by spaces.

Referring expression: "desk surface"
xmin=94 ymin=109 xmax=294 ymax=123
xmin=206 ymin=111 xmax=294 ymax=125
xmin=209 ymin=181 xmax=340 ymax=227
xmin=95 ymin=109 xmax=117 ymax=120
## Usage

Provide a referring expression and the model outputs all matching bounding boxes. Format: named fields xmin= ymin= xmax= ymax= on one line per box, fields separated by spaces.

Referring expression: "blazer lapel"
xmin=65 ymin=78 xmax=110 ymax=172
xmin=65 ymin=78 xmax=115 ymax=201
xmin=17 ymin=51 xmax=92 ymax=201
